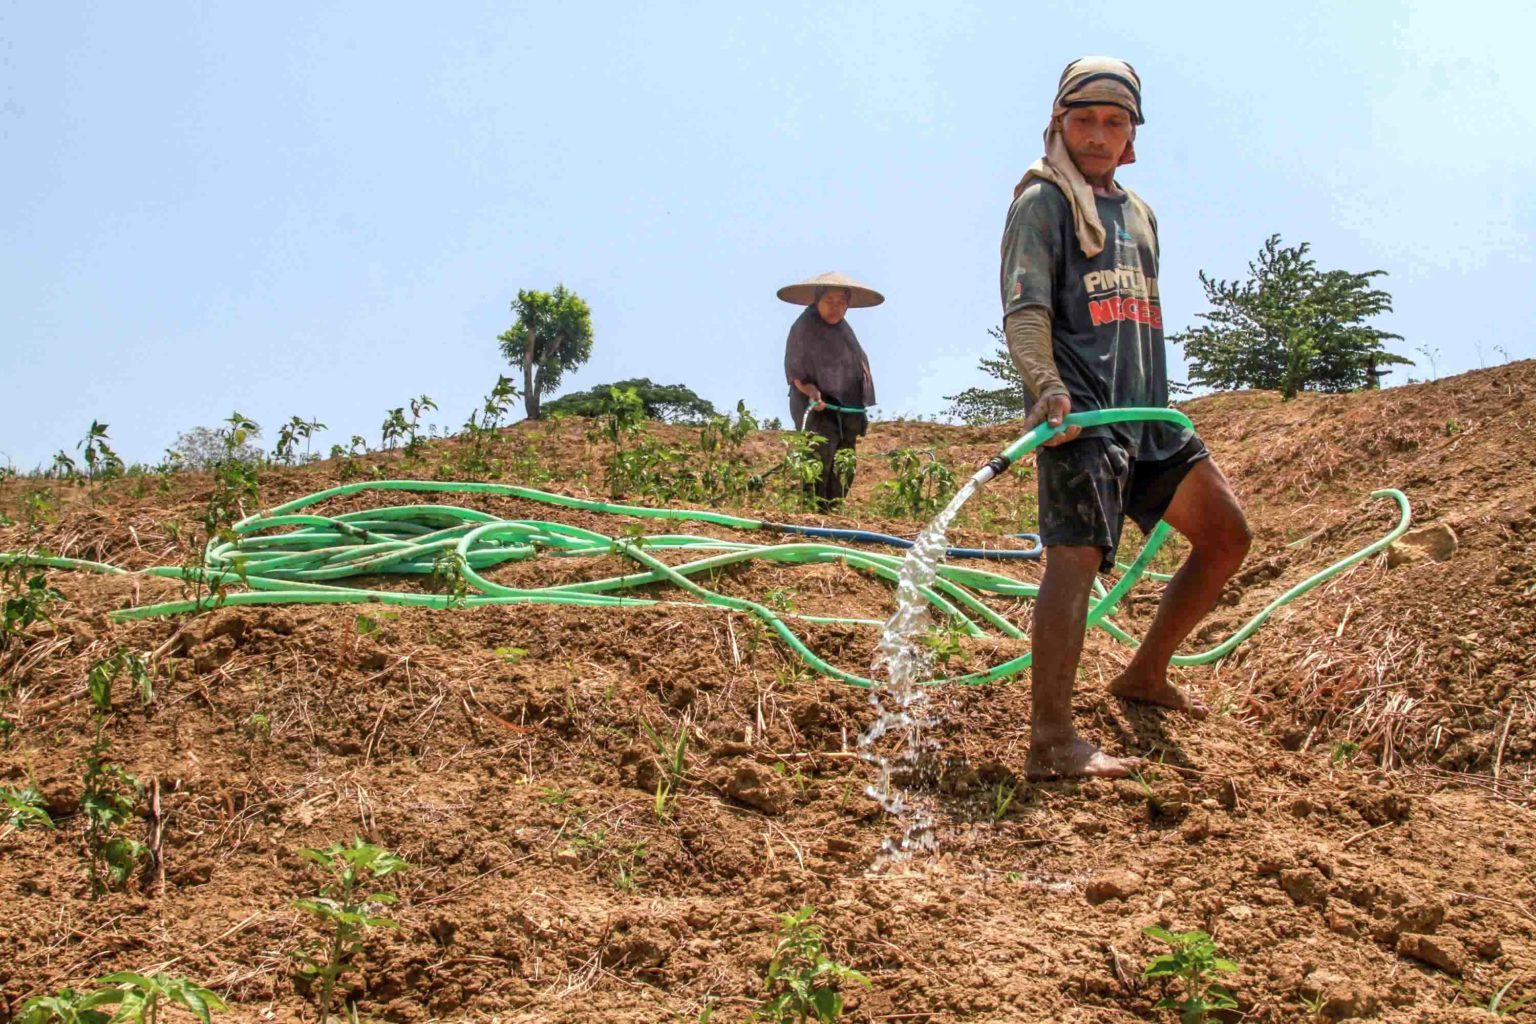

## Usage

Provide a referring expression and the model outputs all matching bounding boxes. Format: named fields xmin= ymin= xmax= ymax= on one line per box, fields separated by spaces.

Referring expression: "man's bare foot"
xmin=1025 ymin=734 xmax=1132 ymax=780
xmin=1109 ymin=669 xmax=1210 ymax=719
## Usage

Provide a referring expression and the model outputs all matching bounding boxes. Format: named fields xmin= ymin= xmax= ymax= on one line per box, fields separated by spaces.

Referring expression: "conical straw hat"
xmin=776 ymin=271 xmax=885 ymax=309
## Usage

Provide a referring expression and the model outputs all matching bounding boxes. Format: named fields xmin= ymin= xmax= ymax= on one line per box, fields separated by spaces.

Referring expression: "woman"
xmin=779 ymin=271 xmax=882 ymax=511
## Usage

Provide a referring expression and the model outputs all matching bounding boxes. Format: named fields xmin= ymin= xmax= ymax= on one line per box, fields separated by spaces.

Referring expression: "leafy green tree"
xmin=544 ymin=377 xmax=719 ymax=422
xmin=497 ymin=285 xmax=594 ymax=421
xmin=945 ymin=327 xmax=1031 ymax=425
xmin=1172 ymin=235 xmax=1410 ymax=399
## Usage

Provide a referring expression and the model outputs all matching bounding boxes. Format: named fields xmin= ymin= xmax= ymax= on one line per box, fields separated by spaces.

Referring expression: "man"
xmin=999 ymin=57 xmax=1252 ymax=780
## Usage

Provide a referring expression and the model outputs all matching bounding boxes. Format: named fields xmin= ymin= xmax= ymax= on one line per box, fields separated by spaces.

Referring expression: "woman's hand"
xmin=794 ymin=378 xmax=826 ymax=411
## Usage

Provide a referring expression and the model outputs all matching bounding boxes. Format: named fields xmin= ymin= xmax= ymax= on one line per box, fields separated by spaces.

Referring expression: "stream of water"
xmin=859 ymin=478 xmax=981 ymax=863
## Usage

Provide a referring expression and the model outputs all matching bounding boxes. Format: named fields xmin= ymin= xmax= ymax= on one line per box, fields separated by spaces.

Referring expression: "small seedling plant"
xmin=641 ymin=714 xmax=690 ymax=820
xmin=921 ymin=619 xmax=966 ymax=672
xmin=273 ymin=416 xmax=327 ymax=464
xmin=380 ymin=407 xmax=411 ymax=451
xmin=597 ymin=385 xmax=647 ymax=445
xmin=87 ymin=648 xmax=154 ymax=711
xmin=380 ymin=398 xmax=437 ymax=455
xmin=765 ymin=588 xmax=798 ymax=613
xmin=754 ymin=906 xmax=870 ymax=1023
xmin=694 ymin=401 xmax=761 ymax=503
xmin=14 ymin=985 xmax=118 ymax=1023
xmin=456 ymin=376 xmax=520 ymax=477
xmin=494 ymin=645 xmax=528 ymax=664
xmin=1484 ymin=978 xmax=1534 ymax=1016
xmin=872 ymin=448 xmax=957 ymax=519
xmin=613 ymin=840 xmax=647 ymax=891
xmin=292 ymin=838 xmax=409 ymax=1023
xmin=2 ymin=561 xmax=63 ymax=652
xmin=780 ymin=433 xmax=828 ymax=511
xmin=990 ymin=780 xmax=1018 ymax=823
xmin=17 ymin=972 xmax=225 ymax=1024
xmin=16 ymin=982 xmax=122 ymax=1024
xmin=81 ymin=731 xmax=148 ymax=895
xmin=1329 ymin=739 xmax=1361 ymax=767
xmin=1141 ymin=925 xmax=1239 ymax=1024
xmin=403 ymin=396 xmax=436 ymax=455
xmin=429 ymin=550 xmax=471 ymax=608
xmin=180 ymin=413 xmax=262 ymax=610
xmin=1449 ymin=977 xmax=1534 ymax=1017
xmin=78 ymin=421 xmax=125 ymax=482
xmin=21 ymin=486 xmax=61 ymax=530
xmin=832 ymin=446 xmax=858 ymax=495
xmin=95 ymin=972 xmax=224 ymax=1024
xmin=2 ymin=782 xmax=53 ymax=837
xmin=51 ymin=449 xmax=80 ymax=480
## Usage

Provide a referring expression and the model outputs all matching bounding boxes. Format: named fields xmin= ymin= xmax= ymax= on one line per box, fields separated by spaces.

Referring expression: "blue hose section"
xmin=764 ymin=522 xmax=1043 ymax=560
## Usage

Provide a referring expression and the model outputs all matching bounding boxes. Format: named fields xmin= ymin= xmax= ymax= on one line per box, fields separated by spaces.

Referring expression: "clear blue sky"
xmin=4 ymin=1 xmax=1533 ymax=469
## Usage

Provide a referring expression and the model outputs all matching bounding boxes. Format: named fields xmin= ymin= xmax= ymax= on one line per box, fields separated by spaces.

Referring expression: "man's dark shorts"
xmin=1036 ymin=435 xmax=1211 ymax=571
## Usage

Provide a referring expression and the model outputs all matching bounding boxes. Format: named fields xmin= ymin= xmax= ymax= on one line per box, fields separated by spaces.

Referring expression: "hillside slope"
xmin=1 ymin=363 xmax=1533 ymax=1022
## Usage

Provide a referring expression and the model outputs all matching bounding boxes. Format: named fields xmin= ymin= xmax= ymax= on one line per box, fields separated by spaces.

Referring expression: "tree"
xmin=948 ymin=326 xmax=1194 ymax=426
xmin=168 ymin=424 xmax=264 ymax=470
xmin=497 ymin=285 xmax=594 ymax=421
xmin=945 ymin=327 xmax=1032 ymax=425
xmin=1172 ymin=235 xmax=1410 ymax=399
xmin=543 ymin=378 xmax=718 ymax=422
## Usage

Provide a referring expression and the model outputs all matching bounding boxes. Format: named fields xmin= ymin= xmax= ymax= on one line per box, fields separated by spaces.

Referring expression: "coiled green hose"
xmin=0 ymin=410 xmax=1411 ymax=686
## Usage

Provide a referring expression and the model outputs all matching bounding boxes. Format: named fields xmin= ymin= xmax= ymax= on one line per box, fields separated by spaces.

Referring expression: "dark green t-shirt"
xmin=999 ymin=179 xmax=1190 ymax=459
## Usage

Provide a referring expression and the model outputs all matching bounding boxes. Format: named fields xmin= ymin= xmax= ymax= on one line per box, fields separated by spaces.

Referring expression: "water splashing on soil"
xmin=860 ymin=478 xmax=980 ymax=864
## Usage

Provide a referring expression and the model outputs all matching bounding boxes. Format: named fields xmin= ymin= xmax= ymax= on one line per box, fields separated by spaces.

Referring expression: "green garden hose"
xmin=0 ymin=409 xmax=1411 ymax=687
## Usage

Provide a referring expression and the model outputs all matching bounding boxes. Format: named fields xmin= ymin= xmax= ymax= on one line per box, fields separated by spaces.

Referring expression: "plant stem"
xmin=319 ymin=924 xmax=346 ymax=1023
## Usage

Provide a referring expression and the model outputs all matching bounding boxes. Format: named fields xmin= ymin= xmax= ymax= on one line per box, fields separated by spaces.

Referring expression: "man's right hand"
xmin=808 ymin=388 xmax=826 ymax=411
xmin=1023 ymin=392 xmax=1078 ymax=447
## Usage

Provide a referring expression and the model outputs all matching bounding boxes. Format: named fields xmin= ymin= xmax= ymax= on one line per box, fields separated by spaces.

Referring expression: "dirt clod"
xmin=1280 ymin=866 xmax=1332 ymax=908
xmin=1390 ymin=899 xmax=1448 ymax=938
xmin=1387 ymin=522 xmax=1459 ymax=567
xmin=1302 ymin=968 xmax=1380 ymax=1020
xmin=1085 ymin=869 xmax=1143 ymax=904
xmin=718 ymin=761 xmax=793 ymax=816
xmin=1397 ymin=932 xmax=1467 ymax=976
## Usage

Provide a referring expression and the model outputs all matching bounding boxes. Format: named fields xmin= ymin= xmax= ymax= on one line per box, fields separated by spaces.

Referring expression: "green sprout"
xmin=81 ymin=732 xmax=147 ymax=895
xmin=429 ymin=549 xmax=470 ymax=608
xmin=292 ymin=838 xmax=410 ymax=1023
xmin=990 ymin=780 xmax=1018 ymax=823
xmin=754 ymin=906 xmax=870 ymax=1023
xmin=2 ymin=562 xmax=63 ymax=652
xmin=16 ymin=972 xmax=225 ymax=1024
xmin=1141 ymin=926 xmax=1239 ymax=1023
xmin=641 ymin=715 xmax=689 ymax=821
xmin=3 ymin=783 xmax=53 ymax=833
xmin=86 ymin=648 xmax=154 ymax=711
